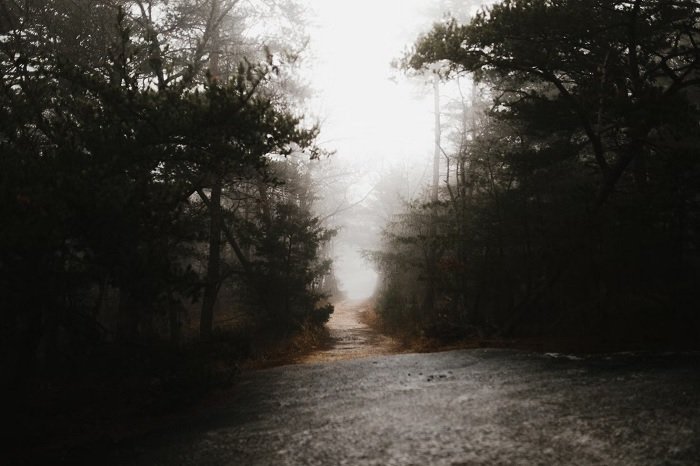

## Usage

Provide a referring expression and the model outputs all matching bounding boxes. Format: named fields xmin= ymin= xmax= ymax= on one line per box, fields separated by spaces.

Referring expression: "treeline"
xmin=373 ymin=0 xmax=700 ymax=347
xmin=0 ymin=0 xmax=334 ymax=392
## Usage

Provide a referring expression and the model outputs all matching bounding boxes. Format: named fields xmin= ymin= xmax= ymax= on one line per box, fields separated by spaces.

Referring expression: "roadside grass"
xmin=241 ymin=321 xmax=333 ymax=369
xmin=361 ymin=301 xmax=700 ymax=355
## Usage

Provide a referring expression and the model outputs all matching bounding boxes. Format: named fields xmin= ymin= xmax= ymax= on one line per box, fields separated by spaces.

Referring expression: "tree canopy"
xmin=372 ymin=0 xmax=700 ymax=344
xmin=1 ymin=0 xmax=334 ymax=391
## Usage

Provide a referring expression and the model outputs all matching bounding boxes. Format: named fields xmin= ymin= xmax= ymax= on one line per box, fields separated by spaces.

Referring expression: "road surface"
xmin=110 ymin=302 xmax=700 ymax=465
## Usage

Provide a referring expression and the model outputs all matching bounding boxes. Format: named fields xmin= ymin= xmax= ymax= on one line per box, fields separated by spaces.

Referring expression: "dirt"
xmin=300 ymin=300 xmax=401 ymax=363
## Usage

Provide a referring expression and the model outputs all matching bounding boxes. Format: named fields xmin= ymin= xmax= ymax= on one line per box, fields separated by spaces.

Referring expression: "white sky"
xmin=304 ymin=0 xmax=439 ymax=172
xmin=299 ymin=1 xmax=473 ymax=299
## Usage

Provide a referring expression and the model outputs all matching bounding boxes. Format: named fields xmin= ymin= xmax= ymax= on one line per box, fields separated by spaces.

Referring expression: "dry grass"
xmin=361 ymin=309 xmax=698 ymax=355
xmin=241 ymin=323 xmax=333 ymax=369
xmin=357 ymin=303 xmax=382 ymax=329
xmin=358 ymin=302 xmax=679 ymax=355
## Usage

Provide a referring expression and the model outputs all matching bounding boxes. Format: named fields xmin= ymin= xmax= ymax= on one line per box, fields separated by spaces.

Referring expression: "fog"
xmin=10 ymin=2 xmax=700 ymax=461
xmin=302 ymin=0 xmax=454 ymax=299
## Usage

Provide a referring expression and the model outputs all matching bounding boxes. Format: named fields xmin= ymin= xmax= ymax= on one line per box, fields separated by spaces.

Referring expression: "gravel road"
xmin=111 ymin=303 xmax=700 ymax=465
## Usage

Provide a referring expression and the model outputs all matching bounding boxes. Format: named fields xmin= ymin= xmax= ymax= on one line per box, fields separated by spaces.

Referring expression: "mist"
xmin=302 ymin=0 xmax=485 ymax=299
xmin=5 ymin=1 xmax=700 ymax=463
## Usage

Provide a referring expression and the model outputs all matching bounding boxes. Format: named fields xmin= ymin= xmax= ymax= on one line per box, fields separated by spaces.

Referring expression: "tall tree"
xmin=0 ymin=0 xmax=326 ymax=388
xmin=409 ymin=0 xmax=700 ymax=205
xmin=372 ymin=0 xmax=700 ymax=341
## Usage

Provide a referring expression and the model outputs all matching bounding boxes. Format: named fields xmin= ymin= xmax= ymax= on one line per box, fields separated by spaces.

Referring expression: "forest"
xmin=372 ymin=0 xmax=700 ymax=349
xmin=1 ymin=0 xmax=338 ymax=422
xmin=2 ymin=0 xmax=700 ymax=462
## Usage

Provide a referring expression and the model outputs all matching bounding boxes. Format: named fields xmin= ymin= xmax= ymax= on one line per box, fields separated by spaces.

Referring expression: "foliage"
xmin=236 ymin=160 xmax=337 ymax=328
xmin=0 ymin=0 xmax=332 ymax=390
xmin=374 ymin=0 xmax=700 ymax=345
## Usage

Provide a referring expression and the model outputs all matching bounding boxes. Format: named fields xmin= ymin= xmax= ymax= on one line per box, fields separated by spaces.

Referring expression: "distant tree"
xmin=372 ymin=0 xmax=700 ymax=343
xmin=246 ymin=166 xmax=336 ymax=327
xmin=409 ymin=0 xmax=700 ymax=205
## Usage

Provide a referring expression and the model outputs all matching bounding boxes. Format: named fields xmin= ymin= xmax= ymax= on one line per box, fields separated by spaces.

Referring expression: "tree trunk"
xmin=200 ymin=0 xmax=224 ymax=341
xmin=117 ymin=287 xmax=140 ymax=342
xmin=200 ymin=177 xmax=223 ymax=340
xmin=432 ymin=73 xmax=441 ymax=203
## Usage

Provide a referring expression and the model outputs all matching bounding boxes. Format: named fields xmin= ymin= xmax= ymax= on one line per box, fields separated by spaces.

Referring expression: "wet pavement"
xmin=110 ymin=305 xmax=700 ymax=465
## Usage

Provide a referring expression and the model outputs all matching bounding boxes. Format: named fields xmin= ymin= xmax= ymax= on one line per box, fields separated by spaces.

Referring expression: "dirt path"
xmin=301 ymin=299 xmax=398 ymax=364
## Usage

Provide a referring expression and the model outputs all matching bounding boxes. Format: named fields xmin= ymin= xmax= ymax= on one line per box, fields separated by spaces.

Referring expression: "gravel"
xmin=113 ymin=348 xmax=700 ymax=465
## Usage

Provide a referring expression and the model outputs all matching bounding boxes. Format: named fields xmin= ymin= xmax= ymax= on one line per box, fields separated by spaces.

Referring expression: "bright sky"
xmin=299 ymin=1 xmax=446 ymax=299
xmin=304 ymin=0 xmax=437 ymax=172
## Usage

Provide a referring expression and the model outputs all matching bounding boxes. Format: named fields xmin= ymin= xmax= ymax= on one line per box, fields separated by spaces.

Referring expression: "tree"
xmin=0 ymin=0 xmax=328 ymax=389
xmin=372 ymin=0 xmax=700 ymax=342
xmin=409 ymin=0 xmax=700 ymax=205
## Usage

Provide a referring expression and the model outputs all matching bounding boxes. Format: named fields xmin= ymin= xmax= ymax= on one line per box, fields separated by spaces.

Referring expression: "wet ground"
xmin=109 ymin=302 xmax=700 ymax=465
